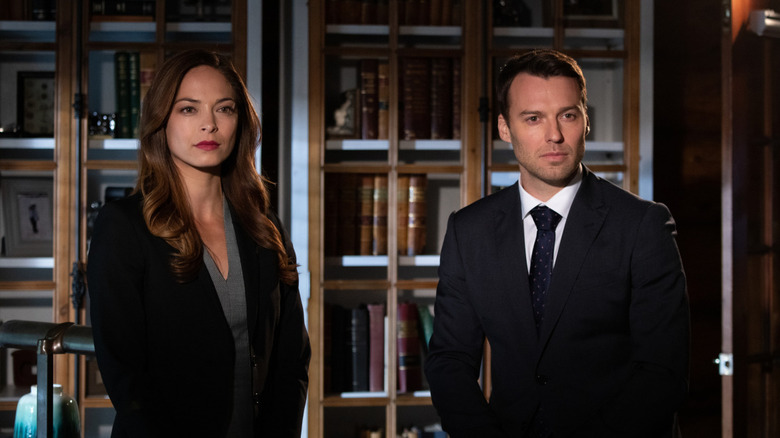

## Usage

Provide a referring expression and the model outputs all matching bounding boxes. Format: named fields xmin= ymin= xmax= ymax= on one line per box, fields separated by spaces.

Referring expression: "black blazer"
xmin=87 ymin=194 xmax=310 ymax=437
xmin=424 ymin=167 xmax=689 ymax=438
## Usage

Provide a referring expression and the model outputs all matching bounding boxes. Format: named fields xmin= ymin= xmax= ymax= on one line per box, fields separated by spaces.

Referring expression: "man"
xmin=424 ymin=49 xmax=689 ymax=437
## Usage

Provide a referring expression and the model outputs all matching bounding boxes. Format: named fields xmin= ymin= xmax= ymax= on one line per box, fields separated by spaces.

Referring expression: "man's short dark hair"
xmin=496 ymin=49 xmax=587 ymax=119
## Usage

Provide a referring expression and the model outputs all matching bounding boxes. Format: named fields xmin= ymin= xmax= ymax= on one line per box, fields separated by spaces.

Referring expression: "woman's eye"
xmin=180 ymin=106 xmax=195 ymax=114
xmin=219 ymin=106 xmax=236 ymax=114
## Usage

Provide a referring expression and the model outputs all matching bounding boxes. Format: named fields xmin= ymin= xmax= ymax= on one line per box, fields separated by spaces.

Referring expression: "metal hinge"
xmin=714 ymin=353 xmax=734 ymax=376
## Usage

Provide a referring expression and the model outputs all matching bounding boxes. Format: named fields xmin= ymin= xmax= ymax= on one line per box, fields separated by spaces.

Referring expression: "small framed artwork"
xmin=563 ymin=0 xmax=623 ymax=28
xmin=1 ymin=177 xmax=54 ymax=257
xmin=326 ymin=88 xmax=361 ymax=140
xmin=17 ymin=71 xmax=56 ymax=137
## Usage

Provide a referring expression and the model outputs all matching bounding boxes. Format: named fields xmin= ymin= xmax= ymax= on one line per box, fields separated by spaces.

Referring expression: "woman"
xmin=88 ymin=50 xmax=310 ymax=437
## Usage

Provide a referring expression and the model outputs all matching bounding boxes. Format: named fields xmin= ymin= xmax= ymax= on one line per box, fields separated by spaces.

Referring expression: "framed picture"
xmin=326 ymin=88 xmax=361 ymax=140
xmin=1 ymin=177 xmax=54 ymax=257
xmin=17 ymin=71 xmax=56 ymax=137
xmin=563 ymin=0 xmax=623 ymax=28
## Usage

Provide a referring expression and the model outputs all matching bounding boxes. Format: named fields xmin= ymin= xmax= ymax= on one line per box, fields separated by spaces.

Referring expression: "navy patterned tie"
xmin=528 ymin=205 xmax=562 ymax=330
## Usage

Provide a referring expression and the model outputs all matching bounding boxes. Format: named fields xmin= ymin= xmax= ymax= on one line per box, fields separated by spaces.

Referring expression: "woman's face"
xmin=165 ymin=65 xmax=238 ymax=177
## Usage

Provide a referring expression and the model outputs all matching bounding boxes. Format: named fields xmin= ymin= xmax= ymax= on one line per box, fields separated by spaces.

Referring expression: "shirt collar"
xmin=518 ymin=165 xmax=583 ymax=219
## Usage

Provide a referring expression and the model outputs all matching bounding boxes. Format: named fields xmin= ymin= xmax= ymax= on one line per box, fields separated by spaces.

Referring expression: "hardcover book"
xmin=401 ymin=58 xmax=431 ymax=140
xmin=397 ymin=174 xmax=410 ymax=255
xmin=358 ymin=174 xmax=375 ymax=255
xmin=367 ymin=303 xmax=386 ymax=392
xmin=430 ymin=57 xmax=453 ymax=140
xmin=406 ymin=174 xmax=427 ymax=256
xmin=360 ymin=59 xmax=379 ymax=139
xmin=114 ymin=51 xmax=131 ymax=138
xmin=349 ymin=306 xmax=370 ymax=391
xmin=377 ymin=61 xmax=390 ymax=140
xmin=372 ymin=174 xmax=388 ymax=255
xmin=397 ymin=301 xmax=422 ymax=393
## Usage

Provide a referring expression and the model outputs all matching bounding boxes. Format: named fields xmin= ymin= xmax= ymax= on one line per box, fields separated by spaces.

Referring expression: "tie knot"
xmin=530 ymin=205 xmax=562 ymax=231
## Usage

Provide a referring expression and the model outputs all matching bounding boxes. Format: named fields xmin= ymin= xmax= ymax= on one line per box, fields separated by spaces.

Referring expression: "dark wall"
xmin=653 ymin=1 xmax=722 ymax=435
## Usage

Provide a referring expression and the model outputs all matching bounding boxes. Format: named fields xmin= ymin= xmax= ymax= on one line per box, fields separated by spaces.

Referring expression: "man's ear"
xmin=497 ymin=114 xmax=511 ymax=143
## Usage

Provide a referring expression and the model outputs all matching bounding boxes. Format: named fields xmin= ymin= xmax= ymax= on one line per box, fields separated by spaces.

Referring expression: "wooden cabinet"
xmin=0 ymin=0 xmax=246 ymax=433
xmin=307 ymin=1 xmax=644 ymax=436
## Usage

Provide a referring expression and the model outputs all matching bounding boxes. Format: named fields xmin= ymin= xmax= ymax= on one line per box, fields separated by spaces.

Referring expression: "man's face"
xmin=497 ymin=73 xmax=587 ymax=201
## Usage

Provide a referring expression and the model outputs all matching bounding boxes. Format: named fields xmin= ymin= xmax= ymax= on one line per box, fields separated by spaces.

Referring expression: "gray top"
xmin=204 ymin=198 xmax=253 ymax=437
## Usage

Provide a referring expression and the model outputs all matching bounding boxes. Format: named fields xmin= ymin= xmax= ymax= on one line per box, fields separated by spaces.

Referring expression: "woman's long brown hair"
xmin=136 ymin=49 xmax=297 ymax=284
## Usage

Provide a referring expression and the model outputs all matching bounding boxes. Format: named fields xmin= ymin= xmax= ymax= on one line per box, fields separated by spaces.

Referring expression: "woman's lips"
xmin=196 ymin=141 xmax=219 ymax=151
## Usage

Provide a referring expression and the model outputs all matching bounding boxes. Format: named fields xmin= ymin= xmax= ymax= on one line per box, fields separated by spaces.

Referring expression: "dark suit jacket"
xmin=87 ymin=194 xmax=310 ymax=437
xmin=424 ymin=167 xmax=689 ymax=438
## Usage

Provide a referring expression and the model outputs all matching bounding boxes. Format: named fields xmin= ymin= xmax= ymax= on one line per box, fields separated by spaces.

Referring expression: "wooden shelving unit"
xmin=308 ymin=1 xmax=644 ymax=437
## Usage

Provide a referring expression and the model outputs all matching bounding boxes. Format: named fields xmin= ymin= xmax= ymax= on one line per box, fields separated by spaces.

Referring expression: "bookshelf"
xmin=309 ymin=1 xmax=645 ymax=437
xmin=0 ymin=0 xmax=247 ymax=434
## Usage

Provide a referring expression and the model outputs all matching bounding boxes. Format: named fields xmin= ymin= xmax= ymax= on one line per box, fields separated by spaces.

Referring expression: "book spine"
xmin=430 ymin=57 xmax=453 ymax=140
xmin=338 ymin=173 xmax=358 ymax=255
xmin=440 ymin=0 xmax=453 ymax=26
xmin=330 ymin=305 xmax=349 ymax=393
xmin=401 ymin=58 xmax=431 ymax=140
xmin=139 ymin=51 xmax=157 ymax=109
xmin=357 ymin=174 xmax=375 ymax=255
xmin=128 ymin=51 xmax=141 ymax=138
xmin=324 ymin=173 xmax=341 ymax=257
xmin=407 ymin=174 xmax=427 ymax=256
xmin=367 ymin=303 xmax=385 ymax=392
xmin=376 ymin=0 xmax=389 ymax=24
xmin=397 ymin=175 xmax=410 ymax=255
xmin=350 ymin=306 xmax=370 ymax=392
xmin=360 ymin=59 xmax=379 ymax=140
xmin=360 ymin=0 xmax=377 ymax=24
xmin=397 ymin=301 xmax=422 ymax=393
xmin=372 ymin=174 xmax=388 ymax=255
xmin=342 ymin=0 xmax=362 ymax=24
xmin=377 ymin=61 xmax=390 ymax=140
xmin=429 ymin=0 xmax=442 ymax=25
xmin=114 ymin=51 xmax=131 ymax=138
xmin=452 ymin=57 xmax=461 ymax=140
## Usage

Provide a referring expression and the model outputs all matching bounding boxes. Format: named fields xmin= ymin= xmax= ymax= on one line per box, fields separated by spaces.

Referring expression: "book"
xmin=452 ymin=57 xmax=461 ymax=139
xmin=114 ymin=51 xmax=131 ymax=138
xmin=323 ymin=302 xmax=333 ymax=393
xmin=440 ymin=0 xmax=453 ymax=26
xmin=329 ymin=304 xmax=350 ymax=393
xmin=377 ymin=61 xmax=390 ymax=140
xmin=360 ymin=0 xmax=377 ymax=24
xmin=372 ymin=174 xmax=388 ymax=255
xmin=340 ymin=0 xmax=362 ymax=24
xmin=338 ymin=173 xmax=358 ymax=255
xmin=376 ymin=0 xmax=389 ymax=24
xmin=407 ymin=174 xmax=427 ymax=256
xmin=127 ymin=51 xmax=141 ymax=138
xmin=324 ymin=173 xmax=341 ymax=256
xmin=429 ymin=0 xmax=442 ymax=25
xmin=349 ymin=306 xmax=370 ymax=391
xmin=91 ymin=0 xmax=155 ymax=21
xmin=430 ymin=58 xmax=453 ymax=140
xmin=367 ymin=303 xmax=385 ymax=392
xmin=397 ymin=301 xmax=422 ymax=393
xmin=139 ymin=51 xmax=157 ymax=109
xmin=397 ymin=175 xmax=410 ymax=255
xmin=357 ymin=174 xmax=375 ymax=255
xmin=401 ymin=58 xmax=431 ymax=140
xmin=360 ymin=59 xmax=379 ymax=140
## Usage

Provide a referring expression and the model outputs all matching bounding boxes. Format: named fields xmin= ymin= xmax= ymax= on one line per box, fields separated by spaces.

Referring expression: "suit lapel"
xmin=537 ymin=169 xmax=608 ymax=344
xmin=493 ymin=183 xmax=539 ymax=342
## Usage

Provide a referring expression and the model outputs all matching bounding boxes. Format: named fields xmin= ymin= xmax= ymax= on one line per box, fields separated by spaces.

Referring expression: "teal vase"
xmin=14 ymin=384 xmax=81 ymax=438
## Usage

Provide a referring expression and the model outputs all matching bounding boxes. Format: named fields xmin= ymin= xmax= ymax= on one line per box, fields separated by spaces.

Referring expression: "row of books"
xmin=350 ymin=58 xmax=462 ymax=142
xmin=324 ymin=173 xmax=427 ymax=257
xmin=325 ymin=301 xmax=433 ymax=394
xmin=1 ymin=0 xmax=56 ymax=20
xmin=112 ymin=51 xmax=156 ymax=139
xmin=326 ymin=0 xmax=462 ymax=26
xmin=358 ymin=426 xmax=445 ymax=438
xmin=91 ymin=0 xmax=231 ymax=22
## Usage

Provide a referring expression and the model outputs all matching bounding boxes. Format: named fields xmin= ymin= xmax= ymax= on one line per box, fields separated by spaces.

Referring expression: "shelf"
xmin=88 ymin=138 xmax=139 ymax=150
xmin=493 ymin=139 xmax=623 ymax=152
xmin=0 ymin=258 xmax=54 ymax=268
xmin=327 ymin=24 xmax=390 ymax=35
xmin=399 ymin=140 xmax=460 ymax=151
xmin=0 ymin=138 xmax=55 ymax=149
xmin=326 ymin=139 xmax=389 ymax=151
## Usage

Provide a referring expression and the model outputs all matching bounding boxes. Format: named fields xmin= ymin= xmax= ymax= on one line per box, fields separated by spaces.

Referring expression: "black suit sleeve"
xmin=598 ymin=202 xmax=690 ymax=435
xmin=256 ymin=215 xmax=311 ymax=437
xmin=87 ymin=201 xmax=156 ymax=437
xmin=424 ymin=213 xmax=510 ymax=438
